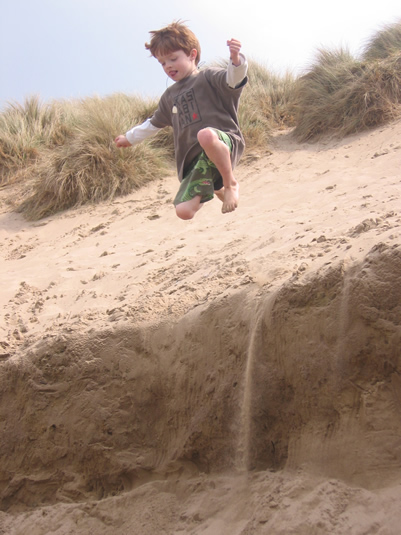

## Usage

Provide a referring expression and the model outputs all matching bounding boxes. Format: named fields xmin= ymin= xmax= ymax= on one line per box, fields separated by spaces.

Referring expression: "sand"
xmin=0 ymin=120 xmax=400 ymax=534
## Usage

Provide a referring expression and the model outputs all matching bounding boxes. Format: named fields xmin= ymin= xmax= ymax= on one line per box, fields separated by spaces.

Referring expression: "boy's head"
xmin=145 ymin=21 xmax=201 ymax=66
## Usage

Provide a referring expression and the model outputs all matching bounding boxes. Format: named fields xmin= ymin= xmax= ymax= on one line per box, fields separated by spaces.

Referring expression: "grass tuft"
xmin=16 ymin=94 xmax=171 ymax=220
xmin=362 ymin=20 xmax=401 ymax=61
xmin=240 ymin=60 xmax=296 ymax=148
xmin=291 ymin=44 xmax=401 ymax=141
xmin=0 ymin=96 xmax=72 ymax=185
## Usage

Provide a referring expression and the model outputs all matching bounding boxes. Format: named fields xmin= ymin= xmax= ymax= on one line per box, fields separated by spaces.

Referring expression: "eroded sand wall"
xmin=246 ymin=243 xmax=401 ymax=488
xmin=0 ymin=244 xmax=400 ymax=511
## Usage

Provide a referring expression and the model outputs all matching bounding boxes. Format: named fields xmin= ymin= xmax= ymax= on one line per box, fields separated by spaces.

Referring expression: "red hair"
xmin=145 ymin=21 xmax=201 ymax=65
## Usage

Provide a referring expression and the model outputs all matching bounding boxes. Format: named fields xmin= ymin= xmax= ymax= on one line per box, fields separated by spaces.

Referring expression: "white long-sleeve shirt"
xmin=125 ymin=54 xmax=248 ymax=145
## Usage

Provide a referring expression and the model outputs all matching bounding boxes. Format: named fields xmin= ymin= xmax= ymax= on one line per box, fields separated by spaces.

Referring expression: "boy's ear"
xmin=190 ymin=48 xmax=197 ymax=61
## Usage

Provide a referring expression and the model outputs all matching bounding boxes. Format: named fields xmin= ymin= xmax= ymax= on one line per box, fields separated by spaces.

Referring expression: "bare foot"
xmin=222 ymin=183 xmax=239 ymax=214
xmin=214 ymin=188 xmax=225 ymax=202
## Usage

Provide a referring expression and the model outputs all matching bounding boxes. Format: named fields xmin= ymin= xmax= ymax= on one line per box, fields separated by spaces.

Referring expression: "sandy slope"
xmin=0 ymin=121 xmax=400 ymax=534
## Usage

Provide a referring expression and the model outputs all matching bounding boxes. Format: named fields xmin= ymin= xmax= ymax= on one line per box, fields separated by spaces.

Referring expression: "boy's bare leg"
xmin=214 ymin=188 xmax=225 ymax=202
xmin=197 ymin=128 xmax=239 ymax=213
xmin=175 ymin=195 xmax=203 ymax=220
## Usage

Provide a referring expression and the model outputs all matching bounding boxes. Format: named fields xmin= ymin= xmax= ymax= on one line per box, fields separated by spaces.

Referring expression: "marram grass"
xmin=292 ymin=45 xmax=401 ymax=141
xmin=362 ymin=20 xmax=401 ymax=61
xmin=0 ymin=96 xmax=73 ymax=185
xmin=5 ymin=94 xmax=172 ymax=219
xmin=2 ymin=20 xmax=401 ymax=219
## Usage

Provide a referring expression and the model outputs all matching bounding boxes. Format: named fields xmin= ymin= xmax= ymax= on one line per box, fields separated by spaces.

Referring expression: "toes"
xmin=221 ymin=202 xmax=237 ymax=214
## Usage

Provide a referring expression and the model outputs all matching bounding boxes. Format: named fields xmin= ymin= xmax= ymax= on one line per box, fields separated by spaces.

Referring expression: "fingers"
xmin=227 ymin=38 xmax=241 ymax=51
xmin=114 ymin=135 xmax=128 ymax=148
xmin=227 ymin=38 xmax=241 ymax=65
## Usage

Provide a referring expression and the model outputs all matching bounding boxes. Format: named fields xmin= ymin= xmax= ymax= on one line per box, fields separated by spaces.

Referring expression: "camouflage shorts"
xmin=174 ymin=129 xmax=232 ymax=206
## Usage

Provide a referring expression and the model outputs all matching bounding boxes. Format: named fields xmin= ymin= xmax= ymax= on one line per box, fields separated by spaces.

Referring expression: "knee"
xmin=197 ymin=128 xmax=216 ymax=148
xmin=175 ymin=203 xmax=196 ymax=220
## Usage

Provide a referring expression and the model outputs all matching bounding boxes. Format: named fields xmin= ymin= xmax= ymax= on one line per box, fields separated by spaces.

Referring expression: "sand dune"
xmin=0 ymin=121 xmax=400 ymax=534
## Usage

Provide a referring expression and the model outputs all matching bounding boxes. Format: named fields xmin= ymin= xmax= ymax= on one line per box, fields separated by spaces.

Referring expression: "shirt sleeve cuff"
xmin=227 ymin=53 xmax=248 ymax=88
xmin=126 ymin=118 xmax=161 ymax=145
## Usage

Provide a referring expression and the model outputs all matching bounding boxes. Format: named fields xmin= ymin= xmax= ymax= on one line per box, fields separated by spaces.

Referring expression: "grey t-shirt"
xmin=150 ymin=67 xmax=247 ymax=181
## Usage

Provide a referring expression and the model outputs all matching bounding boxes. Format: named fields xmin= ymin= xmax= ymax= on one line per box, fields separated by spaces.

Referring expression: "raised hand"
xmin=227 ymin=39 xmax=242 ymax=66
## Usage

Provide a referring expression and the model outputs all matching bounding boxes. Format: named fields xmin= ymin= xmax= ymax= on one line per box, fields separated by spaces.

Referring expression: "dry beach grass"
xmin=1 ymin=22 xmax=401 ymax=218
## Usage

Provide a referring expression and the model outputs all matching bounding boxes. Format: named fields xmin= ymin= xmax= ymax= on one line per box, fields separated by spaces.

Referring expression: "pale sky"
xmin=0 ymin=0 xmax=400 ymax=110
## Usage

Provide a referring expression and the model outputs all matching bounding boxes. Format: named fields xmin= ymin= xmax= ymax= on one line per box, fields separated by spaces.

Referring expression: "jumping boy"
xmin=114 ymin=21 xmax=248 ymax=220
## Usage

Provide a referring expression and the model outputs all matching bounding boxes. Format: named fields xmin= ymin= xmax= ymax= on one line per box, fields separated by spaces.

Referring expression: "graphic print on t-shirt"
xmin=173 ymin=89 xmax=202 ymax=128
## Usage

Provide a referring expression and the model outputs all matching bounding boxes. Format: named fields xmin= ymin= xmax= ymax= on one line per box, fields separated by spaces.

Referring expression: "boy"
xmin=115 ymin=21 xmax=248 ymax=220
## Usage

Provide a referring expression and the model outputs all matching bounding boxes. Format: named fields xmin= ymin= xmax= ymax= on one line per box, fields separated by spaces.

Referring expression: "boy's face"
xmin=156 ymin=49 xmax=197 ymax=82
